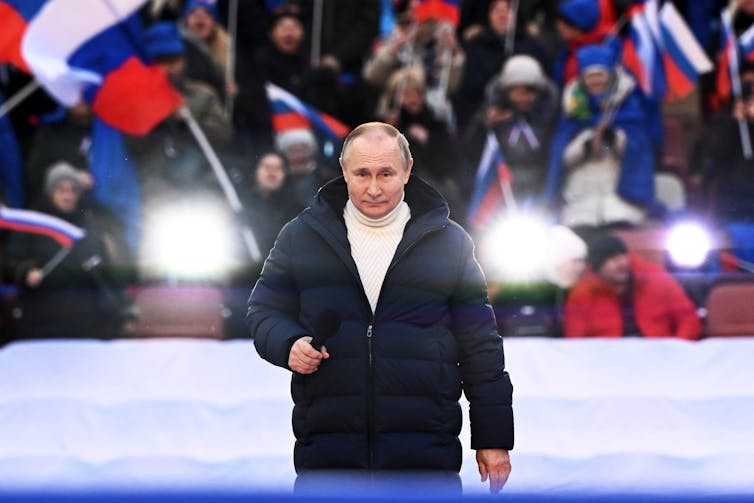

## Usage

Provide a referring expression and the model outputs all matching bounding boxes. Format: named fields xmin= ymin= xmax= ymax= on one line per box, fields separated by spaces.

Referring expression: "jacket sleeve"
xmin=663 ymin=275 xmax=702 ymax=340
xmin=246 ymin=222 xmax=308 ymax=369
xmin=362 ymin=40 xmax=399 ymax=87
xmin=449 ymin=230 xmax=514 ymax=451
xmin=563 ymin=287 xmax=589 ymax=338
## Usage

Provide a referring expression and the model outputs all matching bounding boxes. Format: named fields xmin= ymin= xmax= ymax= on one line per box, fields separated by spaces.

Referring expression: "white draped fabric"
xmin=0 ymin=338 xmax=752 ymax=496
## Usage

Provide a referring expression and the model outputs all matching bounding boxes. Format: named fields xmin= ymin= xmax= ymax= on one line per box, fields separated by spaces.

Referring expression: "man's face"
xmin=507 ymin=85 xmax=537 ymax=111
xmin=284 ymin=142 xmax=313 ymax=173
xmin=51 ymin=180 xmax=81 ymax=214
xmin=598 ymin=253 xmax=631 ymax=287
xmin=185 ymin=7 xmax=215 ymax=42
xmin=583 ymin=69 xmax=610 ymax=95
xmin=488 ymin=0 xmax=511 ymax=36
xmin=341 ymin=134 xmax=412 ymax=219
xmin=255 ymin=154 xmax=286 ymax=192
xmin=270 ymin=17 xmax=304 ymax=55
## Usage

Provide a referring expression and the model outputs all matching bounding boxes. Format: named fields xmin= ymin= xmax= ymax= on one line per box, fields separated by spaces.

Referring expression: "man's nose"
xmin=366 ymin=177 xmax=381 ymax=197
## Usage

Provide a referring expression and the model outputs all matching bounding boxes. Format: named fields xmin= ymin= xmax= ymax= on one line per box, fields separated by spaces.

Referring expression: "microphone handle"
xmin=309 ymin=336 xmax=326 ymax=351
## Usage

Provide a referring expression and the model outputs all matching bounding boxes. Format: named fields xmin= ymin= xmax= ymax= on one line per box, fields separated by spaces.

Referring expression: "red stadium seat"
xmin=128 ymin=285 xmax=225 ymax=338
xmin=705 ymin=280 xmax=754 ymax=337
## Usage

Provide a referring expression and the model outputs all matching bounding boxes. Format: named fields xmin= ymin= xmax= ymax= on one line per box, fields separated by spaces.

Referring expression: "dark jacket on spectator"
xmin=456 ymin=26 xmax=548 ymax=130
xmin=3 ymin=199 xmax=127 ymax=340
xmin=247 ymin=175 xmax=513 ymax=472
xmin=696 ymin=109 xmax=754 ymax=223
xmin=296 ymin=0 xmax=381 ymax=76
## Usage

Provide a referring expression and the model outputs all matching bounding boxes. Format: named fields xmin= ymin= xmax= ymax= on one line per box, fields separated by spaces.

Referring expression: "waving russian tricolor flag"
xmin=718 ymin=9 xmax=741 ymax=105
xmin=0 ymin=205 xmax=85 ymax=248
xmin=414 ymin=0 xmax=460 ymax=27
xmin=656 ymin=2 xmax=712 ymax=101
xmin=467 ymin=133 xmax=513 ymax=230
xmin=622 ymin=0 xmax=665 ymax=99
xmin=0 ymin=0 xmax=45 ymax=72
xmin=740 ymin=23 xmax=754 ymax=62
xmin=265 ymin=82 xmax=350 ymax=141
xmin=18 ymin=0 xmax=182 ymax=136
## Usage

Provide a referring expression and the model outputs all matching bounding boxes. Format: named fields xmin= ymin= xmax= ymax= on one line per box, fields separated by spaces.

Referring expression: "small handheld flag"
xmin=265 ymin=82 xmax=350 ymax=141
xmin=0 ymin=205 xmax=85 ymax=248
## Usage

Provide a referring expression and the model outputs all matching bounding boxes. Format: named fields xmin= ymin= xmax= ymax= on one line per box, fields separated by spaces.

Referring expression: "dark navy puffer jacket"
xmin=247 ymin=175 xmax=514 ymax=473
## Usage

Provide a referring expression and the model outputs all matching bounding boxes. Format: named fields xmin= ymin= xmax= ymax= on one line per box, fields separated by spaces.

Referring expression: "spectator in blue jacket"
xmin=247 ymin=122 xmax=513 ymax=493
xmin=544 ymin=43 xmax=656 ymax=229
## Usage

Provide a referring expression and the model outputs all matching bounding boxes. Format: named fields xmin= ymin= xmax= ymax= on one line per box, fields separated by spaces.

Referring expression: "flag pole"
xmin=0 ymin=79 xmax=41 ymax=121
xmin=38 ymin=246 xmax=73 ymax=280
xmin=225 ymin=0 xmax=239 ymax=120
xmin=178 ymin=105 xmax=263 ymax=262
xmin=488 ymin=132 xmax=518 ymax=214
xmin=724 ymin=8 xmax=754 ymax=159
xmin=504 ymin=0 xmax=519 ymax=56
xmin=310 ymin=0 xmax=324 ymax=66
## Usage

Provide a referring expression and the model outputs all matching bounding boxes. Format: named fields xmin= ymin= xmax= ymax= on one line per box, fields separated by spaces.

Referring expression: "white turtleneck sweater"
xmin=344 ymin=199 xmax=411 ymax=314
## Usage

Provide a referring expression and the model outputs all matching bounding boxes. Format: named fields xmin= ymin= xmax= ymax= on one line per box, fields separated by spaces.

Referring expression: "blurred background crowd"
xmin=2 ymin=0 xmax=754 ymax=344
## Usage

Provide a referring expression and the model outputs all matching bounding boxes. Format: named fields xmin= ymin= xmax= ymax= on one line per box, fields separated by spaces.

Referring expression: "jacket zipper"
xmin=366 ymin=321 xmax=375 ymax=469
xmin=364 ymin=225 xmax=446 ymax=470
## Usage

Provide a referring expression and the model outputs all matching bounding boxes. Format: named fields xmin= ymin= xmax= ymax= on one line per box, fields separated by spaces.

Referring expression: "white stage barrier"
xmin=0 ymin=337 xmax=752 ymax=496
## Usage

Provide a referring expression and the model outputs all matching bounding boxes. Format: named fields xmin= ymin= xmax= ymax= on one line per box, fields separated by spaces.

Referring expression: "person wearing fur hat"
xmin=3 ymin=163 xmax=131 ymax=341
xmin=544 ymin=43 xmax=657 ymax=229
xmin=563 ymin=233 xmax=701 ymax=339
xmin=464 ymin=54 xmax=559 ymax=209
xmin=275 ymin=128 xmax=338 ymax=207
xmin=455 ymin=0 xmax=549 ymax=131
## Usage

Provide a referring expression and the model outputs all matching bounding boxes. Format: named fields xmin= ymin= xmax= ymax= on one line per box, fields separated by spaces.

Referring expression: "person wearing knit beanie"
xmin=564 ymin=231 xmax=702 ymax=339
xmin=44 ymin=162 xmax=85 ymax=196
xmin=558 ymin=0 xmax=600 ymax=32
xmin=576 ymin=44 xmax=616 ymax=76
xmin=182 ymin=0 xmax=219 ymax=21
xmin=586 ymin=233 xmax=629 ymax=273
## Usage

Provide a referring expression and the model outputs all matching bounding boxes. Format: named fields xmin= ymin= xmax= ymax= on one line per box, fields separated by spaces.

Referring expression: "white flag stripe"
xmin=265 ymin=82 xmax=309 ymax=116
xmin=739 ymin=23 xmax=754 ymax=50
xmin=474 ymin=133 xmax=499 ymax=185
xmin=21 ymin=0 xmax=147 ymax=105
xmin=0 ymin=206 xmax=86 ymax=239
xmin=660 ymin=3 xmax=713 ymax=74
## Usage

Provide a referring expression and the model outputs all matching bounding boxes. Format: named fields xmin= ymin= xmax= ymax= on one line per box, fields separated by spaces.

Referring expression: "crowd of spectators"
xmin=0 ymin=0 xmax=752 ymax=342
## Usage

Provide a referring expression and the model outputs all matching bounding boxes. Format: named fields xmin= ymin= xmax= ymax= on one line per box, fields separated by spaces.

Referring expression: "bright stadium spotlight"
xmin=140 ymin=197 xmax=240 ymax=281
xmin=666 ymin=221 xmax=712 ymax=269
xmin=480 ymin=212 xmax=550 ymax=283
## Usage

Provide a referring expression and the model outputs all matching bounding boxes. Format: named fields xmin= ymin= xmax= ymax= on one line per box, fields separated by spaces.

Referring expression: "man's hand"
xmin=476 ymin=448 xmax=511 ymax=494
xmin=26 ymin=268 xmax=43 ymax=288
xmin=288 ymin=336 xmax=330 ymax=374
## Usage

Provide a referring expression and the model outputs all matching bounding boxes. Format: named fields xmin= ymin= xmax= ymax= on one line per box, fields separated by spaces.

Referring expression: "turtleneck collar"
xmin=345 ymin=197 xmax=409 ymax=228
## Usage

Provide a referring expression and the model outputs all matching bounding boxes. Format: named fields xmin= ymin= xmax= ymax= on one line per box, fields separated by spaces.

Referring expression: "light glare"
xmin=666 ymin=222 xmax=711 ymax=268
xmin=141 ymin=200 xmax=237 ymax=280
xmin=481 ymin=214 xmax=550 ymax=283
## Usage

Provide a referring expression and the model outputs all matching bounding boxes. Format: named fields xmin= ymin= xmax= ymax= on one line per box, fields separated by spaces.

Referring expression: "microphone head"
xmin=310 ymin=309 xmax=341 ymax=350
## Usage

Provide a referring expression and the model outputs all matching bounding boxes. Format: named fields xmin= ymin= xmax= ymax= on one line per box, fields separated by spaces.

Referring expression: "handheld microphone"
xmin=309 ymin=309 xmax=341 ymax=351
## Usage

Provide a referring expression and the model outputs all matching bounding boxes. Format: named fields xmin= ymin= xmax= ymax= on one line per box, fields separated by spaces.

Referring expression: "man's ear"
xmin=404 ymin=158 xmax=413 ymax=183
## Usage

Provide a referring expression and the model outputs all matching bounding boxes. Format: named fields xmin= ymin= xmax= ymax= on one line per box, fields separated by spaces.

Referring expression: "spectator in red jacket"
xmin=564 ymin=234 xmax=702 ymax=340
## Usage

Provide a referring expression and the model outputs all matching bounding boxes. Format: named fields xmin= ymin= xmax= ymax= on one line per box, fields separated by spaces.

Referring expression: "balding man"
xmin=247 ymin=122 xmax=513 ymax=493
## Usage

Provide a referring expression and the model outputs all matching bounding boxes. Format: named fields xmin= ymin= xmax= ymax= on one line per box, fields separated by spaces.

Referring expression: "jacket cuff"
xmin=470 ymin=404 xmax=514 ymax=450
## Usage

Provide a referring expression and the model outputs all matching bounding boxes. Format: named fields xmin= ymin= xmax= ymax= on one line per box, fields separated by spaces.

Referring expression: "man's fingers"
xmin=489 ymin=472 xmax=503 ymax=494
xmin=478 ymin=462 xmax=488 ymax=483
